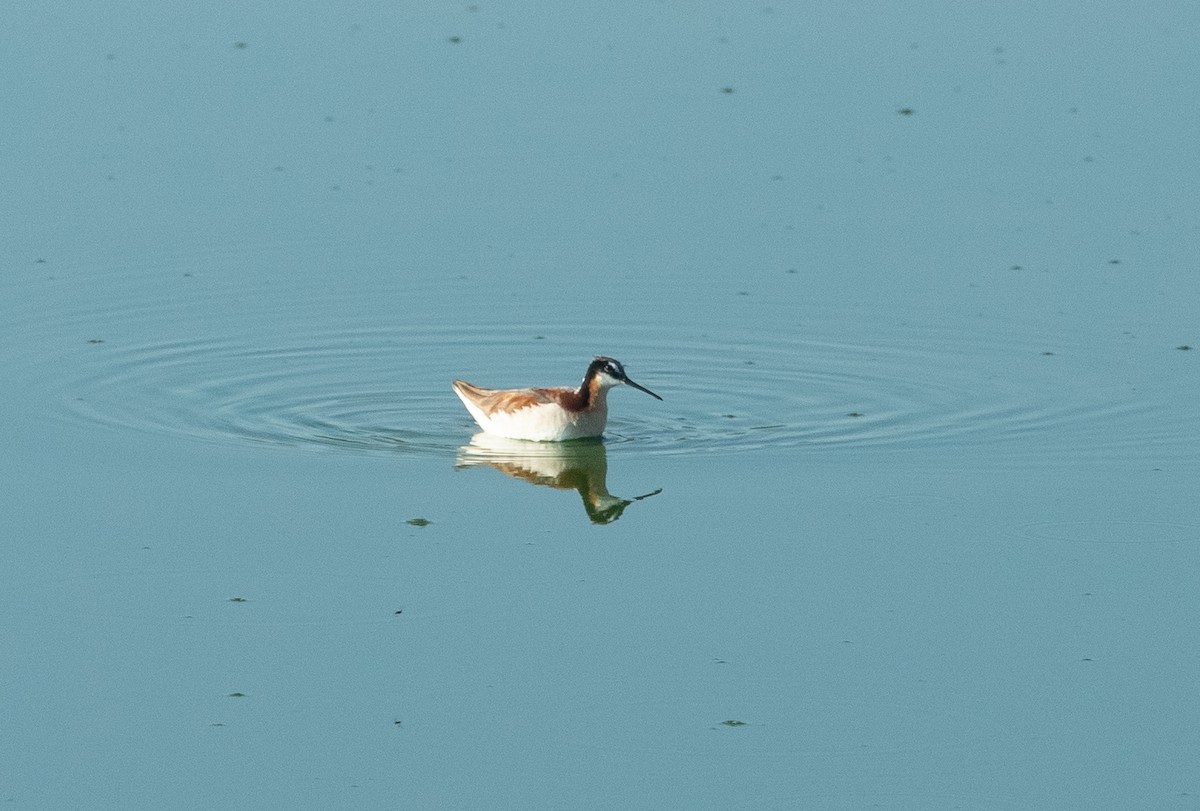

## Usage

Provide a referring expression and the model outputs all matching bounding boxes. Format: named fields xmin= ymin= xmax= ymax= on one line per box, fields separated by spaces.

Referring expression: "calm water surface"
xmin=4 ymin=2 xmax=1200 ymax=809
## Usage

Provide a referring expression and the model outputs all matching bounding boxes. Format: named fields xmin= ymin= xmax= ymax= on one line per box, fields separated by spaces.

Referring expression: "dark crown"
xmin=591 ymin=356 xmax=625 ymax=378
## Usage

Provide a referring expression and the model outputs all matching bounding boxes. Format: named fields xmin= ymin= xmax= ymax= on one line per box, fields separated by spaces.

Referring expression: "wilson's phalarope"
xmin=452 ymin=356 xmax=662 ymax=441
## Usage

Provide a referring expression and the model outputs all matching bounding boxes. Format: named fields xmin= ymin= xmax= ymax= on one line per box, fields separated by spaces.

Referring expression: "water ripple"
xmin=14 ymin=256 xmax=1189 ymax=462
xmin=50 ymin=319 xmax=1188 ymax=463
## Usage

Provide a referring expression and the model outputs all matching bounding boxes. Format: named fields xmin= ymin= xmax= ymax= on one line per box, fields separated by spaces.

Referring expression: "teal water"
xmin=4 ymin=3 xmax=1200 ymax=808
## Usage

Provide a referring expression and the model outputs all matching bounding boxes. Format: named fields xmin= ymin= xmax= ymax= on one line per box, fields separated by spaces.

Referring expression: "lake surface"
xmin=4 ymin=3 xmax=1199 ymax=808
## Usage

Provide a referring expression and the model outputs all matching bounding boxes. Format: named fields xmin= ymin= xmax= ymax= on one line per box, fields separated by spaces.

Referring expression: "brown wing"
xmin=453 ymin=380 xmax=573 ymax=415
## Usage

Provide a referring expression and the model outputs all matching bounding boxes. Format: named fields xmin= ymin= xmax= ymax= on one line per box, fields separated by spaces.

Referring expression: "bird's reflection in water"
xmin=454 ymin=433 xmax=661 ymax=524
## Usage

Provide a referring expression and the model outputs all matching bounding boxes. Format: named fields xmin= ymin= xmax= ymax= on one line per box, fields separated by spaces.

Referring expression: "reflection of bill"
xmin=454 ymin=433 xmax=661 ymax=524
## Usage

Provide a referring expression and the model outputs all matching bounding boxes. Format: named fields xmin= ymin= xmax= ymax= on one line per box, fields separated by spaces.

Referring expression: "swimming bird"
xmin=452 ymin=356 xmax=662 ymax=441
